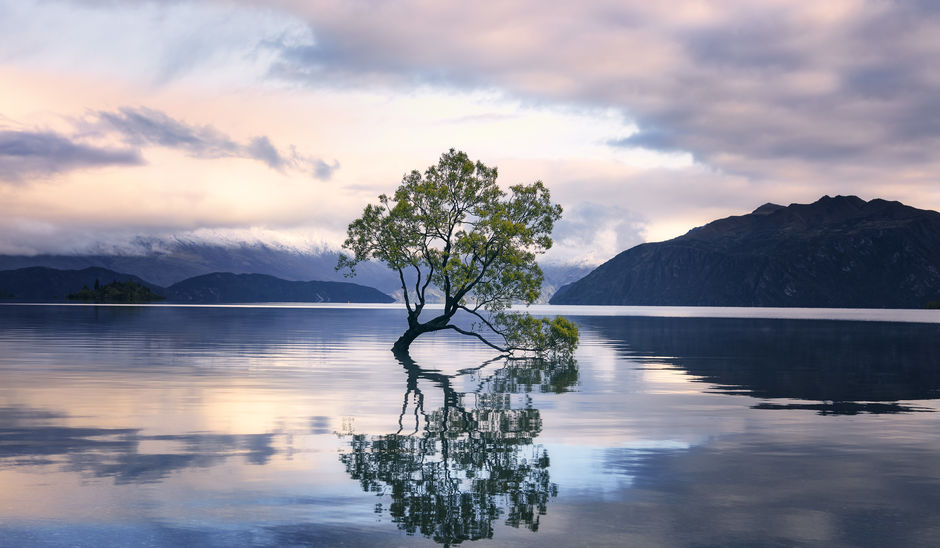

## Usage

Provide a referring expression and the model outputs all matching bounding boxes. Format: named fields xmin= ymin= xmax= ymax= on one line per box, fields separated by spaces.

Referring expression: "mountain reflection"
xmin=751 ymin=401 xmax=933 ymax=415
xmin=583 ymin=316 xmax=940 ymax=414
xmin=340 ymin=354 xmax=578 ymax=546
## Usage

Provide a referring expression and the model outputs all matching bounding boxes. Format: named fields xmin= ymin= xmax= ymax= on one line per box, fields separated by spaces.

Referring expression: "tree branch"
xmin=397 ymin=267 xmax=413 ymax=315
xmin=451 ymin=243 xmax=500 ymax=308
xmin=411 ymin=263 xmax=424 ymax=307
xmin=457 ymin=304 xmax=508 ymax=339
xmin=445 ymin=324 xmax=510 ymax=354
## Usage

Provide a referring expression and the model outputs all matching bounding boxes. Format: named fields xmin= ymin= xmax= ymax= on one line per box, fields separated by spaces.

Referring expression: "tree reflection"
xmin=340 ymin=354 xmax=578 ymax=546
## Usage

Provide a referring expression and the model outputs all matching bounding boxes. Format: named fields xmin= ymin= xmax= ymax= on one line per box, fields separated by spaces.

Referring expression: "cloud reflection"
xmin=0 ymin=405 xmax=278 ymax=484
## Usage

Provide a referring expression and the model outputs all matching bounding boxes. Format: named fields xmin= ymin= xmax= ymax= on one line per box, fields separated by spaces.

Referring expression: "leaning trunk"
xmin=392 ymin=313 xmax=452 ymax=355
xmin=392 ymin=325 xmax=425 ymax=355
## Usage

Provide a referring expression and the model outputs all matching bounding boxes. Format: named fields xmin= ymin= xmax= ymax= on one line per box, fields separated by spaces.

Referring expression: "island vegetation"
xmin=68 ymin=279 xmax=165 ymax=303
xmin=338 ymin=149 xmax=578 ymax=357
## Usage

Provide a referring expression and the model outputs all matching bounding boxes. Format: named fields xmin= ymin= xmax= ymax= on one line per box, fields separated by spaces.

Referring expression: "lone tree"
xmin=338 ymin=149 xmax=578 ymax=356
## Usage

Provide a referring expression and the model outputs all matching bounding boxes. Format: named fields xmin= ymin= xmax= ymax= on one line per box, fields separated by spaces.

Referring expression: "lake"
xmin=1 ymin=304 xmax=939 ymax=547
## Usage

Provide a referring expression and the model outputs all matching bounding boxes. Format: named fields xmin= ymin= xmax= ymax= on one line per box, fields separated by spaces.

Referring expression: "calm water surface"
xmin=1 ymin=304 xmax=939 ymax=547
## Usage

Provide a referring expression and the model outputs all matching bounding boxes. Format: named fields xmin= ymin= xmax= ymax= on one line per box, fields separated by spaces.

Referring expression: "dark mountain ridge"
xmin=164 ymin=272 xmax=394 ymax=304
xmin=0 ymin=267 xmax=394 ymax=304
xmin=0 ymin=242 xmax=378 ymax=288
xmin=0 ymin=266 xmax=161 ymax=301
xmin=551 ymin=195 xmax=940 ymax=308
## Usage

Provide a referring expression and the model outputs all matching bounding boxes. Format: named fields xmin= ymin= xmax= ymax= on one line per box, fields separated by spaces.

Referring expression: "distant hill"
xmin=0 ymin=267 xmax=394 ymax=304
xmin=538 ymin=262 xmax=595 ymax=302
xmin=0 ymin=267 xmax=161 ymax=301
xmin=551 ymin=195 xmax=940 ymax=308
xmin=0 ymin=240 xmax=588 ymax=303
xmin=165 ymin=272 xmax=394 ymax=303
xmin=0 ymin=241 xmax=392 ymax=289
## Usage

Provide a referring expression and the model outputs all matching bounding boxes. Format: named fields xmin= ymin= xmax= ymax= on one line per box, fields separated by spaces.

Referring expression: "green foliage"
xmin=68 ymin=280 xmax=164 ymax=303
xmin=545 ymin=316 xmax=580 ymax=356
xmin=338 ymin=148 xmax=579 ymax=355
xmin=927 ymin=301 xmax=940 ymax=310
xmin=493 ymin=313 xmax=579 ymax=358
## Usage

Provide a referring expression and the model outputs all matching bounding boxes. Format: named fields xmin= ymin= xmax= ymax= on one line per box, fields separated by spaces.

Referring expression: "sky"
xmin=2 ymin=0 xmax=940 ymax=264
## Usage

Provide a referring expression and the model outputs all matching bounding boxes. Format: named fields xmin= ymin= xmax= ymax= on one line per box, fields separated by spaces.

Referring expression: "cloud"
xmin=0 ymin=0 xmax=308 ymax=87
xmin=0 ymin=109 xmax=338 ymax=183
xmin=246 ymin=136 xmax=282 ymax=168
xmin=0 ymin=129 xmax=142 ymax=181
xmin=547 ymin=202 xmax=648 ymax=264
xmin=247 ymin=137 xmax=340 ymax=179
xmin=96 ymin=107 xmax=240 ymax=156
xmin=263 ymin=1 xmax=940 ymax=186
xmin=0 ymin=108 xmax=338 ymax=183
xmin=608 ymin=130 xmax=685 ymax=156
xmin=3 ymin=1 xmax=940 ymax=260
xmin=311 ymin=157 xmax=340 ymax=179
xmin=92 ymin=107 xmax=339 ymax=179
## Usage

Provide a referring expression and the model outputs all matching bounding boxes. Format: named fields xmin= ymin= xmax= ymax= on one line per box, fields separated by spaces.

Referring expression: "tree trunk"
xmin=392 ymin=325 xmax=424 ymax=355
xmin=392 ymin=313 xmax=451 ymax=356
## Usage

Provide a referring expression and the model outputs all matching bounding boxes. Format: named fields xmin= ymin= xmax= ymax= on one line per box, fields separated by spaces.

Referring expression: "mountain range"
xmin=8 ymin=195 xmax=933 ymax=308
xmin=0 ymin=266 xmax=162 ymax=301
xmin=0 ymin=267 xmax=394 ymax=304
xmin=165 ymin=272 xmax=394 ymax=303
xmin=551 ymin=195 xmax=940 ymax=308
xmin=0 ymin=241 xmax=590 ymax=303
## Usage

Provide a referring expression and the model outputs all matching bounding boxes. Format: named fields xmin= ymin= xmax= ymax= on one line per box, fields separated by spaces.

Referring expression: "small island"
xmin=68 ymin=280 xmax=165 ymax=303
